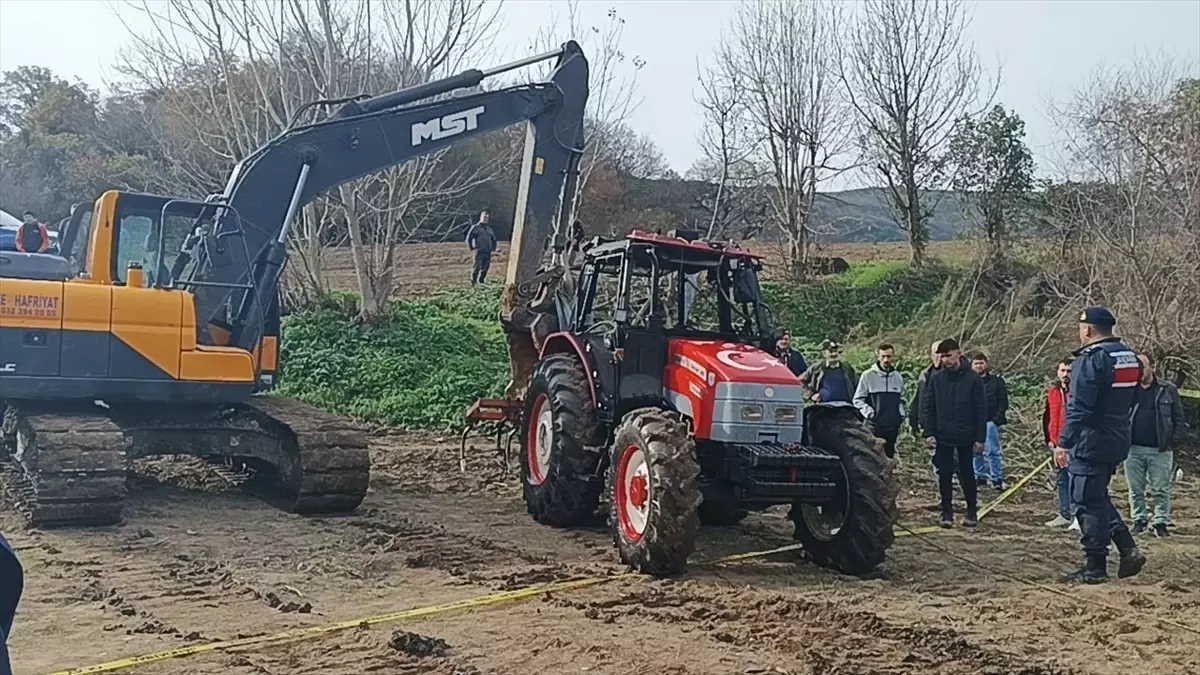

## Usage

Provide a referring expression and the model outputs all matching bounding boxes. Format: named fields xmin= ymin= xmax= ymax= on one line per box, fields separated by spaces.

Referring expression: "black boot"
xmin=1112 ymin=530 xmax=1147 ymax=579
xmin=939 ymin=506 xmax=953 ymax=528
xmin=963 ymin=505 xmax=979 ymax=529
xmin=1062 ymin=555 xmax=1107 ymax=584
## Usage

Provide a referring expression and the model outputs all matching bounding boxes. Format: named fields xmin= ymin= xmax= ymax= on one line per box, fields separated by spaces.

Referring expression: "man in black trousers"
xmin=921 ymin=338 xmax=987 ymax=529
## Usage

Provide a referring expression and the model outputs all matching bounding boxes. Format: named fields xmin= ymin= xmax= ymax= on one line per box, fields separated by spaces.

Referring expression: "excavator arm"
xmin=174 ymin=42 xmax=587 ymax=398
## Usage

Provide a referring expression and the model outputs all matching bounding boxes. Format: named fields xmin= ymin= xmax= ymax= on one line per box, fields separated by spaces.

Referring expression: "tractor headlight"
xmin=741 ymin=404 xmax=763 ymax=421
xmin=774 ymin=406 xmax=797 ymax=423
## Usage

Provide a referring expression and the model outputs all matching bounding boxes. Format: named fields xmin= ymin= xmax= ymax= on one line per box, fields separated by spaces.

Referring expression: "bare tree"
xmin=836 ymin=0 xmax=994 ymax=266
xmin=1039 ymin=56 xmax=1200 ymax=380
xmin=693 ymin=57 xmax=758 ymax=239
xmin=115 ymin=0 xmax=505 ymax=320
xmin=711 ymin=0 xmax=850 ymax=281
xmin=530 ymin=1 xmax=645 ymax=228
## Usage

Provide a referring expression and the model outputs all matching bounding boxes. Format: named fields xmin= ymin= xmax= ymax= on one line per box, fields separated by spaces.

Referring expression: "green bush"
xmin=276 ymin=288 xmax=509 ymax=431
xmin=763 ymin=263 xmax=958 ymax=346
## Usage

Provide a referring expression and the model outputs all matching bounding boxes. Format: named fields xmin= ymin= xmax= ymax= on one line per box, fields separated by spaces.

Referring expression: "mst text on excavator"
xmin=0 ymin=41 xmax=590 ymax=528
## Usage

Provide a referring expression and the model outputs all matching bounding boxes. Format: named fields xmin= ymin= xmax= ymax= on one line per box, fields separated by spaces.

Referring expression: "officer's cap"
xmin=1079 ymin=306 xmax=1116 ymax=329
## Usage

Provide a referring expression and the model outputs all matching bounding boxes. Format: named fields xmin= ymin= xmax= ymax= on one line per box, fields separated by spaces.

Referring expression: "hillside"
xmin=617 ymin=179 xmax=975 ymax=243
xmin=451 ymin=178 xmax=974 ymax=246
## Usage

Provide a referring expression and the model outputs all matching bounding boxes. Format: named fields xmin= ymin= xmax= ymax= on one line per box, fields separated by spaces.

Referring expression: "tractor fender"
xmin=539 ymin=332 xmax=602 ymax=408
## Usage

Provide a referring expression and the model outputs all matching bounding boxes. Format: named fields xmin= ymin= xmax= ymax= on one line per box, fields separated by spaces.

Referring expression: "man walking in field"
xmin=1043 ymin=357 xmax=1073 ymax=528
xmin=921 ymin=338 xmax=987 ymax=529
xmin=465 ymin=210 xmax=497 ymax=285
xmin=854 ymin=343 xmax=906 ymax=459
xmin=971 ymin=352 xmax=1009 ymax=490
xmin=1125 ymin=353 xmax=1184 ymax=538
xmin=801 ymin=340 xmax=857 ymax=404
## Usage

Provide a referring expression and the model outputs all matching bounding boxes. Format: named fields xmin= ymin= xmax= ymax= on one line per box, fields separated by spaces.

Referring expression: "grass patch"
xmin=276 ymin=287 xmax=508 ymax=431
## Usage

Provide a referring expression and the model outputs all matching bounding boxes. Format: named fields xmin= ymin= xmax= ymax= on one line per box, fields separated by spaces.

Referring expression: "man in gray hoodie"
xmin=854 ymin=343 xmax=906 ymax=458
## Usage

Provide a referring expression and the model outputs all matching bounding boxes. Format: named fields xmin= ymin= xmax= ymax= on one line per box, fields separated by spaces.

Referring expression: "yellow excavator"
xmin=0 ymin=42 xmax=589 ymax=527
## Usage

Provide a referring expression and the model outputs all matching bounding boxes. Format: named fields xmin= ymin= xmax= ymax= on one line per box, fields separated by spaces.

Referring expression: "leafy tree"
xmin=947 ymin=104 xmax=1036 ymax=262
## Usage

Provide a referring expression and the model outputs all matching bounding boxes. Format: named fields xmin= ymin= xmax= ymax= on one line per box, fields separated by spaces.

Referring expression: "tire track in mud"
xmin=17 ymin=536 xmax=209 ymax=644
xmin=321 ymin=510 xmax=623 ymax=591
xmin=546 ymin=582 xmax=1079 ymax=675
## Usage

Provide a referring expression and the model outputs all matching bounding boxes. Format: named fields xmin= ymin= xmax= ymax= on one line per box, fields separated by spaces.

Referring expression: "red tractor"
xmin=516 ymin=229 xmax=899 ymax=576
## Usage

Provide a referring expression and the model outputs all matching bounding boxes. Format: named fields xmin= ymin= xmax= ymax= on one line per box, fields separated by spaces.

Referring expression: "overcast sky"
xmin=1 ymin=0 xmax=1197 ymax=189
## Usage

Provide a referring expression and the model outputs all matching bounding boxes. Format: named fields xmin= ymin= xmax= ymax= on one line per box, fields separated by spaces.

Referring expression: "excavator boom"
xmin=183 ymin=41 xmax=588 ymax=370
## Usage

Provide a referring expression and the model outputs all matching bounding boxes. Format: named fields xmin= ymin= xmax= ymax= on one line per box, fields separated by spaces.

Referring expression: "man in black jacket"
xmin=775 ymin=330 xmax=808 ymax=378
xmin=970 ymin=352 xmax=1010 ymax=490
xmin=921 ymin=338 xmax=987 ymax=528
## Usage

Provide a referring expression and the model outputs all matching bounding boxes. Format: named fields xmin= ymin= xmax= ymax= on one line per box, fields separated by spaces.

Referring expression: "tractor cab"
xmin=552 ymin=228 xmax=789 ymax=426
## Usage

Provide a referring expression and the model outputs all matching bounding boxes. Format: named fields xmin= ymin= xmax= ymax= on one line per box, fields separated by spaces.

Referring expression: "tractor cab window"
xmin=574 ymin=241 xmax=774 ymax=348
xmin=654 ymin=253 xmax=772 ymax=342
xmin=575 ymin=253 xmax=623 ymax=343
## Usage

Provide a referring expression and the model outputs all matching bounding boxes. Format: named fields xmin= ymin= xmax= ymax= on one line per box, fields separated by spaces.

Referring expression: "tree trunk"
xmin=340 ymin=184 xmax=382 ymax=322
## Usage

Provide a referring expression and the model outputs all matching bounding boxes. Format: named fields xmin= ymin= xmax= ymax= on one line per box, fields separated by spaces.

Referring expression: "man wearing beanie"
xmin=920 ymin=338 xmax=987 ymax=528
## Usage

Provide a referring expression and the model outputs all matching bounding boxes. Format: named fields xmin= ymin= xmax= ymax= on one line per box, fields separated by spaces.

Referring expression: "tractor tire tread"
xmin=791 ymin=409 xmax=899 ymax=577
xmin=608 ymin=407 xmax=701 ymax=576
xmin=520 ymin=353 xmax=604 ymax=527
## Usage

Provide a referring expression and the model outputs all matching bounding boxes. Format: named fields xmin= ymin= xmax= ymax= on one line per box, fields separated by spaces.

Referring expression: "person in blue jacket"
xmin=1055 ymin=307 xmax=1147 ymax=583
xmin=0 ymin=531 xmax=22 ymax=675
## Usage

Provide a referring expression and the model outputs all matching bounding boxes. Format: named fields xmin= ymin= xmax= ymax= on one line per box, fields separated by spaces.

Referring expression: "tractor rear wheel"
xmin=519 ymin=353 xmax=604 ymax=526
xmin=607 ymin=407 xmax=701 ymax=576
xmin=790 ymin=407 xmax=898 ymax=577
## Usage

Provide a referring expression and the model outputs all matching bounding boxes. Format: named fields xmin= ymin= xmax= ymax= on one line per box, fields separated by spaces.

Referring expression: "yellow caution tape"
xmin=46 ymin=575 xmax=634 ymax=675
xmin=45 ymin=455 xmax=1055 ymax=675
xmin=1180 ymin=388 xmax=1200 ymax=400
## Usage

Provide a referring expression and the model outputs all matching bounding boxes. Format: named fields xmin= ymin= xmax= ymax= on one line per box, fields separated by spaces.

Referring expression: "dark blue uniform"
xmin=1058 ymin=329 xmax=1142 ymax=577
xmin=0 ymin=531 xmax=22 ymax=675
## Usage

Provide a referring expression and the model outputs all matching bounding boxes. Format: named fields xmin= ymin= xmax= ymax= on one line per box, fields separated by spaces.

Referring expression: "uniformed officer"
xmin=1054 ymin=307 xmax=1147 ymax=583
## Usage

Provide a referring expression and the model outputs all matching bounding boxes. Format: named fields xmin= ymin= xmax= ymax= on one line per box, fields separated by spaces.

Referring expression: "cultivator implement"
xmin=460 ymin=398 xmax=522 ymax=474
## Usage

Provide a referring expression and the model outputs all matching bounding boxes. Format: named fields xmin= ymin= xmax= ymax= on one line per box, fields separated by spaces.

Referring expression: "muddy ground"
xmin=4 ymin=433 xmax=1199 ymax=675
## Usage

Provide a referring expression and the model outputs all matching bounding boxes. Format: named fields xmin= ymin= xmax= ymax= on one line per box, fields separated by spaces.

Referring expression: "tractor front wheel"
xmin=607 ymin=407 xmax=701 ymax=576
xmin=790 ymin=407 xmax=898 ymax=577
xmin=519 ymin=353 xmax=604 ymax=526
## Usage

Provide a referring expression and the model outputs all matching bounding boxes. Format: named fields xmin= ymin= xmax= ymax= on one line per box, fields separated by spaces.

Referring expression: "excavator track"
xmin=0 ymin=396 xmax=369 ymax=527
xmin=0 ymin=402 xmax=129 ymax=528
xmin=238 ymin=396 xmax=371 ymax=514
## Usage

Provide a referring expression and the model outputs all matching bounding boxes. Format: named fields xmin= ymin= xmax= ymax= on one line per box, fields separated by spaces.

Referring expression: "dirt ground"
xmin=4 ymin=433 xmax=1199 ymax=675
xmin=311 ymin=240 xmax=974 ymax=298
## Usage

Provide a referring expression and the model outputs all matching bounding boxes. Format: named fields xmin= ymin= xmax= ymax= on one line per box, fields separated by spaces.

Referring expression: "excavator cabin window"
xmin=110 ymin=195 xmax=196 ymax=287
